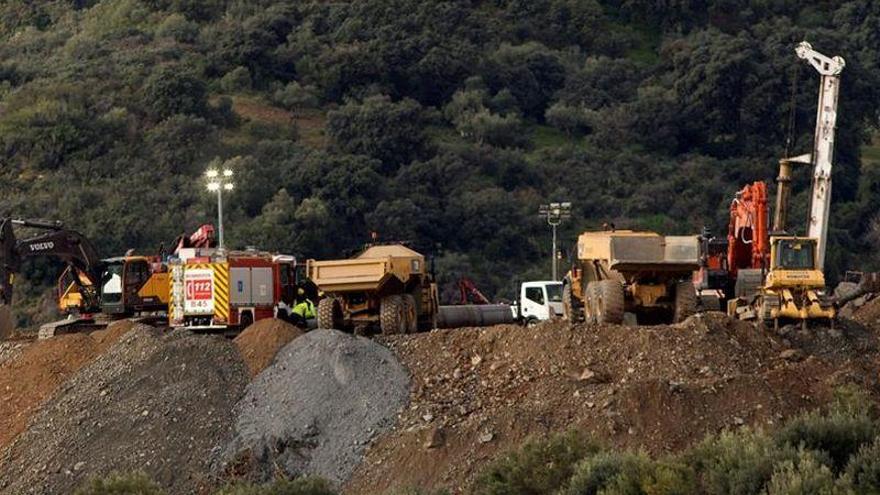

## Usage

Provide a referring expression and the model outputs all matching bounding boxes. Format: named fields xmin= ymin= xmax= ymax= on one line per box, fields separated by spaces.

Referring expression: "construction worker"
xmin=290 ymin=287 xmax=316 ymax=327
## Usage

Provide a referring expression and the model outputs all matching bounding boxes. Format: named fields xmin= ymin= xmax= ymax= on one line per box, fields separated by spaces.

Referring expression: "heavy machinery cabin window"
xmin=546 ymin=283 xmax=563 ymax=302
xmin=525 ymin=287 xmax=544 ymax=305
xmin=776 ymin=241 xmax=815 ymax=270
xmin=102 ymin=264 xmax=123 ymax=303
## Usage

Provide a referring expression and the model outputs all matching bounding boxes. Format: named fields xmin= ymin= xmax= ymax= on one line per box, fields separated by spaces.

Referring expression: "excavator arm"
xmin=0 ymin=218 xmax=104 ymax=311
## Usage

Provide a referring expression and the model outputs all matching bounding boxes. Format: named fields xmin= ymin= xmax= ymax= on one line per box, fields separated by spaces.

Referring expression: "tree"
xmin=326 ymin=95 xmax=426 ymax=170
xmin=273 ymin=81 xmax=319 ymax=116
xmin=142 ymin=65 xmax=208 ymax=120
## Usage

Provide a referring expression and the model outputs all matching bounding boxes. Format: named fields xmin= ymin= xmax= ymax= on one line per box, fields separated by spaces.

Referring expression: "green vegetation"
xmin=469 ymin=389 xmax=880 ymax=495
xmin=2 ymin=1 xmax=880 ymax=323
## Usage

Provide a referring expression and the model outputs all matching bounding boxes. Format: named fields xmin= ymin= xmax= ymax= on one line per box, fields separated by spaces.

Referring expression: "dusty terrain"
xmin=0 ymin=306 xmax=877 ymax=494
xmin=347 ymin=313 xmax=880 ymax=494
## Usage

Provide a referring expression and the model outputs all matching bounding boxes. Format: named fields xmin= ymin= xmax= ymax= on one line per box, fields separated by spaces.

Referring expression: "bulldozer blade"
xmin=0 ymin=304 xmax=13 ymax=340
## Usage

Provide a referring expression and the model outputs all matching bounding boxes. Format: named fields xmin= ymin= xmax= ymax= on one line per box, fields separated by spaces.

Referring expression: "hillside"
xmin=1 ymin=1 xmax=880 ymax=326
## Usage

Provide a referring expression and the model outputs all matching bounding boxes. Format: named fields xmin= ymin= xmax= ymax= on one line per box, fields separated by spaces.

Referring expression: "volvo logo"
xmin=28 ymin=242 xmax=55 ymax=251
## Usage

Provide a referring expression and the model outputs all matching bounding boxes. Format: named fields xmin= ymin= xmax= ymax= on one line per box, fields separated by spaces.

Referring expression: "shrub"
xmin=764 ymin=449 xmax=850 ymax=495
xmin=774 ymin=392 xmax=877 ymax=472
xmin=562 ymin=452 xmax=694 ymax=495
xmin=685 ymin=429 xmax=798 ymax=495
xmin=273 ymin=82 xmax=319 ymax=114
xmin=74 ymin=471 xmax=166 ymax=495
xmin=216 ymin=477 xmax=336 ymax=495
xmin=155 ymin=13 xmax=198 ymax=43
xmin=472 ymin=430 xmax=600 ymax=495
xmin=142 ymin=65 xmax=208 ymax=119
xmin=845 ymin=436 xmax=880 ymax=491
xmin=220 ymin=67 xmax=253 ymax=92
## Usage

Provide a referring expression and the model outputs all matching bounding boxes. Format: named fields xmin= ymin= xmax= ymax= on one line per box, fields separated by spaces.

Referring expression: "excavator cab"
xmin=100 ymin=257 xmax=169 ymax=316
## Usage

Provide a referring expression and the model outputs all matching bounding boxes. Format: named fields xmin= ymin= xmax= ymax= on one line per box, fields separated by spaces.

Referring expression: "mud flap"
xmin=0 ymin=304 xmax=12 ymax=340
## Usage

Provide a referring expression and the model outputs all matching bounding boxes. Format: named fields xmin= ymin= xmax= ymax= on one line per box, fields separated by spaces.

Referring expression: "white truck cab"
xmin=513 ymin=281 xmax=564 ymax=325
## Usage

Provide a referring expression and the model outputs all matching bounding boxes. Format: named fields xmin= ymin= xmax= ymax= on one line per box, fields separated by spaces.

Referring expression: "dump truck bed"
xmin=578 ymin=232 xmax=700 ymax=273
xmin=308 ymin=258 xmax=395 ymax=292
xmin=309 ymin=244 xmax=427 ymax=293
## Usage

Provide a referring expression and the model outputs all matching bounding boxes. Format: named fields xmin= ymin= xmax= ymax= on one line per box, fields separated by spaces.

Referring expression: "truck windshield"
xmin=102 ymin=264 xmax=123 ymax=304
xmin=776 ymin=240 xmax=815 ymax=270
xmin=546 ymin=283 xmax=563 ymax=303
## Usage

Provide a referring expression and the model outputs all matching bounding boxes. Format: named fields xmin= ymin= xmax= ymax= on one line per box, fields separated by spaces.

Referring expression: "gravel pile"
xmin=0 ymin=321 xmax=134 ymax=451
xmin=223 ymin=329 xmax=409 ymax=485
xmin=0 ymin=327 xmax=248 ymax=495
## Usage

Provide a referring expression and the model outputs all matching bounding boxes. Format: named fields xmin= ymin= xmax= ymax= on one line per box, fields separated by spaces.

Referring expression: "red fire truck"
xmin=169 ymin=248 xmax=298 ymax=330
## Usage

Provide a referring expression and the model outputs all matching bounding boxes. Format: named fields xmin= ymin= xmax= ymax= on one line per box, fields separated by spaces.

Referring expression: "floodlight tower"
xmin=539 ymin=202 xmax=572 ymax=281
xmin=205 ymin=167 xmax=234 ymax=250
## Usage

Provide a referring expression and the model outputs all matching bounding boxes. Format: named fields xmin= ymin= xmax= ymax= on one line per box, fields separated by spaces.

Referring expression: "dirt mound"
xmin=0 ymin=320 xmax=135 ymax=451
xmin=346 ymin=314 xmax=880 ymax=494
xmin=0 ymin=328 xmax=249 ymax=495
xmin=223 ymin=329 xmax=409 ymax=486
xmin=234 ymin=318 xmax=304 ymax=377
xmin=853 ymin=295 xmax=880 ymax=325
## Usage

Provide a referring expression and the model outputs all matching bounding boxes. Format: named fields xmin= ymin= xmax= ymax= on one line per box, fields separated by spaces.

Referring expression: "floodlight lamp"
xmin=224 ymin=183 xmax=234 ymax=191
xmin=207 ymin=182 xmax=220 ymax=192
xmin=223 ymin=169 xmax=233 ymax=178
xmin=205 ymin=169 xmax=219 ymax=178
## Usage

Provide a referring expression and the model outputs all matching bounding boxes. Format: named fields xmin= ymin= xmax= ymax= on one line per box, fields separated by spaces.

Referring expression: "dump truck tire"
xmin=673 ymin=281 xmax=698 ymax=323
xmin=562 ymin=283 xmax=575 ymax=322
xmin=317 ymin=297 xmax=343 ymax=330
xmin=380 ymin=295 xmax=406 ymax=335
xmin=584 ymin=282 xmax=598 ymax=324
xmin=0 ymin=304 xmax=11 ymax=340
xmin=401 ymin=294 xmax=418 ymax=333
xmin=594 ymin=280 xmax=625 ymax=325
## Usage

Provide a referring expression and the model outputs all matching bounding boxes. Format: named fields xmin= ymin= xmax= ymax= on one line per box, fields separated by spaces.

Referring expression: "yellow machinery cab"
xmin=762 ymin=237 xmax=835 ymax=324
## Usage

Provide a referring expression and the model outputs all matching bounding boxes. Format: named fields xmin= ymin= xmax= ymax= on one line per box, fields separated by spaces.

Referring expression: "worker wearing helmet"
xmin=290 ymin=287 xmax=316 ymax=327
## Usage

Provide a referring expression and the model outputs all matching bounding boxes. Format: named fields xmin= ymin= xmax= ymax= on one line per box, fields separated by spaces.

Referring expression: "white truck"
xmin=511 ymin=280 xmax=564 ymax=325
xmin=436 ymin=280 xmax=564 ymax=328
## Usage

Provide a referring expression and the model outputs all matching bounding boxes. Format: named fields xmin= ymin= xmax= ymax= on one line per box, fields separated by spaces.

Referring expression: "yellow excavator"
xmin=0 ymin=218 xmax=215 ymax=338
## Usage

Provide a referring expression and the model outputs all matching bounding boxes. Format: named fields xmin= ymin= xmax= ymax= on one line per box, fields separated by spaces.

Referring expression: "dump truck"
xmin=307 ymin=244 xmax=439 ymax=334
xmin=169 ymin=248 xmax=299 ymax=331
xmin=562 ymin=231 xmax=700 ymax=325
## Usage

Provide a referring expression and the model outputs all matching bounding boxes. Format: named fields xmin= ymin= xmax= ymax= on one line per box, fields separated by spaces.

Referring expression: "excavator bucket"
xmin=0 ymin=304 xmax=12 ymax=340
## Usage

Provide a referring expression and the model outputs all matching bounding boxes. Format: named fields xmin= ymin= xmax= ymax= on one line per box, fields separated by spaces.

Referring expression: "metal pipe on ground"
xmin=436 ymin=304 xmax=514 ymax=329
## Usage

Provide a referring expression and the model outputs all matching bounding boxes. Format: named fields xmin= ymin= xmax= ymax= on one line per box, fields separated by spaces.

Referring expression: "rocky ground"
xmin=0 ymin=304 xmax=878 ymax=495
xmin=0 ymin=326 xmax=249 ymax=495
xmin=346 ymin=312 xmax=880 ymax=494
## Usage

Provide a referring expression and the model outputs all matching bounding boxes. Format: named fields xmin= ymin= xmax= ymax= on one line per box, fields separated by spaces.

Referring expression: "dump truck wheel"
xmin=562 ymin=283 xmax=574 ymax=322
xmin=583 ymin=282 xmax=598 ymax=324
xmin=595 ymin=280 xmax=625 ymax=325
xmin=317 ymin=297 xmax=342 ymax=330
xmin=380 ymin=295 xmax=407 ymax=335
xmin=401 ymin=294 xmax=418 ymax=333
xmin=0 ymin=304 xmax=12 ymax=340
xmin=673 ymin=281 xmax=697 ymax=323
